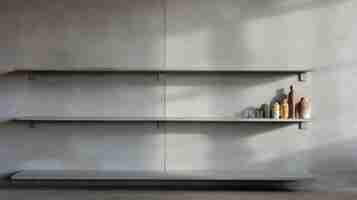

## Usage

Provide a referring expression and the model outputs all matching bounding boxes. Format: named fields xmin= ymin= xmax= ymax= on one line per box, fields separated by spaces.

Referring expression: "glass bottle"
xmin=288 ymin=85 xmax=295 ymax=118
xmin=262 ymin=104 xmax=270 ymax=119
xmin=272 ymin=102 xmax=280 ymax=119
xmin=301 ymin=97 xmax=311 ymax=119
xmin=281 ymin=98 xmax=289 ymax=119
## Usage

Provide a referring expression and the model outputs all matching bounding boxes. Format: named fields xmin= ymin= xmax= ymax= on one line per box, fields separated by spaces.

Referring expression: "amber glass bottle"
xmin=288 ymin=85 xmax=295 ymax=118
xmin=281 ymin=98 xmax=289 ymax=119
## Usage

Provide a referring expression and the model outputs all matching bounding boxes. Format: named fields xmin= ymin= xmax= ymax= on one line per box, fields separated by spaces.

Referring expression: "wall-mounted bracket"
xmin=29 ymin=121 xmax=36 ymax=128
xmin=156 ymin=121 xmax=160 ymax=129
xmin=299 ymin=122 xmax=309 ymax=130
xmin=157 ymin=72 xmax=166 ymax=82
xmin=27 ymin=71 xmax=35 ymax=81
xmin=298 ymin=72 xmax=309 ymax=82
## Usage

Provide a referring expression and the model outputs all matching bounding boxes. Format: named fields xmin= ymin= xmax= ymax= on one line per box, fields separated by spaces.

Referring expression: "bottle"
xmin=301 ymin=97 xmax=311 ymax=119
xmin=255 ymin=108 xmax=263 ymax=118
xmin=288 ymin=85 xmax=295 ymax=118
xmin=281 ymin=98 xmax=289 ymax=119
xmin=295 ymin=101 xmax=301 ymax=119
xmin=272 ymin=102 xmax=280 ymax=119
xmin=262 ymin=104 xmax=270 ymax=119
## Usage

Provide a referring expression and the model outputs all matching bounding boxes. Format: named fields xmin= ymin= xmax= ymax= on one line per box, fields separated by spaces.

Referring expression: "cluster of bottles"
xmin=254 ymin=85 xmax=311 ymax=120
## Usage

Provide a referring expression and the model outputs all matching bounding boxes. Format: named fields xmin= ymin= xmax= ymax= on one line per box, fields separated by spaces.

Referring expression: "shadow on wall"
xmin=0 ymin=0 xmax=354 ymax=186
xmin=0 ymin=122 xmax=164 ymax=177
xmin=167 ymin=0 xmax=349 ymax=35
xmin=21 ymin=72 xmax=164 ymax=118
xmin=247 ymin=136 xmax=357 ymax=190
xmin=1 ymin=0 xmax=350 ymax=69
xmin=165 ymin=0 xmax=351 ymax=180
xmin=166 ymin=0 xmax=349 ymax=67
xmin=166 ymin=122 xmax=294 ymax=171
xmin=240 ymin=87 xmax=287 ymax=118
xmin=165 ymin=73 xmax=291 ymax=104
xmin=4 ymin=0 xmax=165 ymax=68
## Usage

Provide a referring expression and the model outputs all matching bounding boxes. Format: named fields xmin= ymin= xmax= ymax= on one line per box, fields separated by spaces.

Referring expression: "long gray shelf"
xmin=13 ymin=116 xmax=310 ymax=123
xmin=11 ymin=170 xmax=313 ymax=182
xmin=1 ymin=66 xmax=312 ymax=74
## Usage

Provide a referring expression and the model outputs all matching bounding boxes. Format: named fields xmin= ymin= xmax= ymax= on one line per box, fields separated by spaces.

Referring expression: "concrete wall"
xmin=0 ymin=0 xmax=357 ymax=191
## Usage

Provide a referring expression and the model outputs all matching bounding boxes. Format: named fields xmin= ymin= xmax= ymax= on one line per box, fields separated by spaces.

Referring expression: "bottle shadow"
xmin=239 ymin=88 xmax=286 ymax=119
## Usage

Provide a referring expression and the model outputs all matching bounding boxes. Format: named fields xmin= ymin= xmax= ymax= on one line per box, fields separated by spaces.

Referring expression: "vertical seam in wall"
xmin=162 ymin=0 xmax=168 ymax=174
xmin=163 ymin=0 xmax=167 ymax=70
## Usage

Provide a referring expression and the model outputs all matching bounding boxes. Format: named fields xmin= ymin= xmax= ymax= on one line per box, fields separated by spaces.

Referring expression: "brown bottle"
xmin=295 ymin=101 xmax=301 ymax=119
xmin=300 ymin=97 xmax=311 ymax=119
xmin=281 ymin=98 xmax=289 ymax=119
xmin=288 ymin=85 xmax=295 ymax=119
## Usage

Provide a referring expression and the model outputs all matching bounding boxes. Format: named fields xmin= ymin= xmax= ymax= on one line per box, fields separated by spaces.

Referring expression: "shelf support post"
xmin=157 ymin=71 xmax=165 ymax=82
xmin=156 ymin=121 xmax=160 ymax=129
xmin=298 ymin=72 xmax=309 ymax=82
xmin=27 ymin=71 xmax=35 ymax=81
xmin=299 ymin=122 xmax=308 ymax=130
xmin=29 ymin=121 xmax=36 ymax=129
xmin=157 ymin=72 xmax=160 ymax=81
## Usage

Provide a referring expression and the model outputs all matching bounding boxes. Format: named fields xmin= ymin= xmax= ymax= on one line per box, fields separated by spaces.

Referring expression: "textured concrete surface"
xmin=0 ymin=0 xmax=357 ymax=193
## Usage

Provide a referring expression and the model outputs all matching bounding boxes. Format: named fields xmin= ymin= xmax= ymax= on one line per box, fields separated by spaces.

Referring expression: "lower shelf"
xmin=11 ymin=170 xmax=313 ymax=182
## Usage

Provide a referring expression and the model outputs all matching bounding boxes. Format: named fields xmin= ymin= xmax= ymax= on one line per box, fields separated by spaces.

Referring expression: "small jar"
xmin=301 ymin=97 xmax=311 ymax=119
xmin=272 ymin=102 xmax=280 ymax=119
xmin=281 ymin=98 xmax=289 ymax=119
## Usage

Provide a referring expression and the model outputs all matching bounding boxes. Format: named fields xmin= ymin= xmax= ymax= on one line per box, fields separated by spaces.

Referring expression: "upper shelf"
xmin=1 ymin=67 xmax=312 ymax=81
xmin=1 ymin=66 xmax=312 ymax=74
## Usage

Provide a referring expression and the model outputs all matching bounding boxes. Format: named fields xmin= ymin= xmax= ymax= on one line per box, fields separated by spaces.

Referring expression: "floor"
xmin=1 ymin=190 xmax=357 ymax=200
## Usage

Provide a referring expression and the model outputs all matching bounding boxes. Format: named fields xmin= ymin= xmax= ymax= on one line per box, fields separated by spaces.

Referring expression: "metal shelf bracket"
xmin=29 ymin=121 xmax=36 ymax=128
xmin=298 ymin=72 xmax=309 ymax=82
xmin=299 ymin=122 xmax=309 ymax=130
xmin=157 ymin=71 xmax=166 ymax=82
xmin=156 ymin=121 xmax=160 ymax=129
